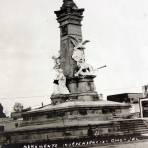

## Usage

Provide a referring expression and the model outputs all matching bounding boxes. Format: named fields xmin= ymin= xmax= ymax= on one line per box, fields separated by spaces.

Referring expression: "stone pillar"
xmin=55 ymin=0 xmax=84 ymax=78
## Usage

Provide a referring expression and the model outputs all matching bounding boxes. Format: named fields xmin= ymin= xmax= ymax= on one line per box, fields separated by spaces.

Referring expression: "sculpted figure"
xmin=75 ymin=59 xmax=94 ymax=77
xmin=52 ymin=53 xmax=69 ymax=95
xmin=72 ymin=40 xmax=90 ymax=62
xmin=68 ymin=35 xmax=95 ymax=77
xmin=52 ymin=53 xmax=61 ymax=70
xmin=53 ymin=68 xmax=70 ymax=95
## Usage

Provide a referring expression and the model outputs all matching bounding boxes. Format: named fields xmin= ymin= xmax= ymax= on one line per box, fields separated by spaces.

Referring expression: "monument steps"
xmin=110 ymin=119 xmax=148 ymax=135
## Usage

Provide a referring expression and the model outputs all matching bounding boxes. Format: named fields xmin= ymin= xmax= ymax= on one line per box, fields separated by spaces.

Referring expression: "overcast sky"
xmin=0 ymin=0 xmax=148 ymax=115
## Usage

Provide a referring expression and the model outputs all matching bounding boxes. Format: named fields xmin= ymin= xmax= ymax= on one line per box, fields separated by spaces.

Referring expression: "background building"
xmin=107 ymin=93 xmax=143 ymax=114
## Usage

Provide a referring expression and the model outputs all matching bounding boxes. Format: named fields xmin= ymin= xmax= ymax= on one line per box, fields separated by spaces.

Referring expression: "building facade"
xmin=107 ymin=93 xmax=143 ymax=114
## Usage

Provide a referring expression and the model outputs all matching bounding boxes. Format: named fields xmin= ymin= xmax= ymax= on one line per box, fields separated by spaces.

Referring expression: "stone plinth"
xmin=51 ymin=92 xmax=99 ymax=105
xmin=67 ymin=75 xmax=96 ymax=94
xmin=69 ymin=92 xmax=99 ymax=101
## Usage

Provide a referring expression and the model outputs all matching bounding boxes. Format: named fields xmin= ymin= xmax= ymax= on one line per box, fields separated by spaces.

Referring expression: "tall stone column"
xmin=55 ymin=0 xmax=84 ymax=78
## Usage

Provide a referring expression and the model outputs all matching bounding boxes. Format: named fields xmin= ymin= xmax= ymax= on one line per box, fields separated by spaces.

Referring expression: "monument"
xmin=1 ymin=0 xmax=148 ymax=147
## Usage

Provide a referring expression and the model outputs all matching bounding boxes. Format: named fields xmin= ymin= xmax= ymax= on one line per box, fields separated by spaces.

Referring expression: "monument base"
xmin=67 ymin=75 xmax=96 ymax=94
xmin=1 ymin=119 xmax=148 ymax=147
xmin=51 ymin=92 xmax=99 ymax=105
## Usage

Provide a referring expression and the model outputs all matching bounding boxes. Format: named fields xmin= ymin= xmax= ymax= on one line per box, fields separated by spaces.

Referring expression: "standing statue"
xmin=52 ymin=53 xmax=70 ymax=95
xmin=53 ymin=68 xmax=70 ymax=95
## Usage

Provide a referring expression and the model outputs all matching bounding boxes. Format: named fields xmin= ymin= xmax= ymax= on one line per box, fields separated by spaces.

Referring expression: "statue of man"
xmin=52 ymin=68 xmax=70 ymax=95
xmin=52 ymin=51 xmax=70 ymax=95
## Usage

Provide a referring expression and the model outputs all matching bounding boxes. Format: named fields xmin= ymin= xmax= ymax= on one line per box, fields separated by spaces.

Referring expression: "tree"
xmin=0 ymin=103 xmax=6 ymax=118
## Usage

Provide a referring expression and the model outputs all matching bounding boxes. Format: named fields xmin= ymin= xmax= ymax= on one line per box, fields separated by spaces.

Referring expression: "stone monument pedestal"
xmin=51 ymin=75 xmax=99 ymax=105
xmin=67 ymin=75 xmax=96 ymax=94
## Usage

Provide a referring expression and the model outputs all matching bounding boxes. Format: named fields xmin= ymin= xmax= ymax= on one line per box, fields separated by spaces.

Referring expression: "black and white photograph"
xmin=0 ymin=0 xmax=148 ymax=147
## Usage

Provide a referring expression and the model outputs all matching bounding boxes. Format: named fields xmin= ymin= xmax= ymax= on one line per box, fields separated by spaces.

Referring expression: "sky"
xmin=0 ymin=0 xmax=148 ymax=115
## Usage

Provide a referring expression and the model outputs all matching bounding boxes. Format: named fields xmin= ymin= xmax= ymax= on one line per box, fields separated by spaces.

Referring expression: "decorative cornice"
xmin=54 ymin=0 xmax=84 ymax=19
